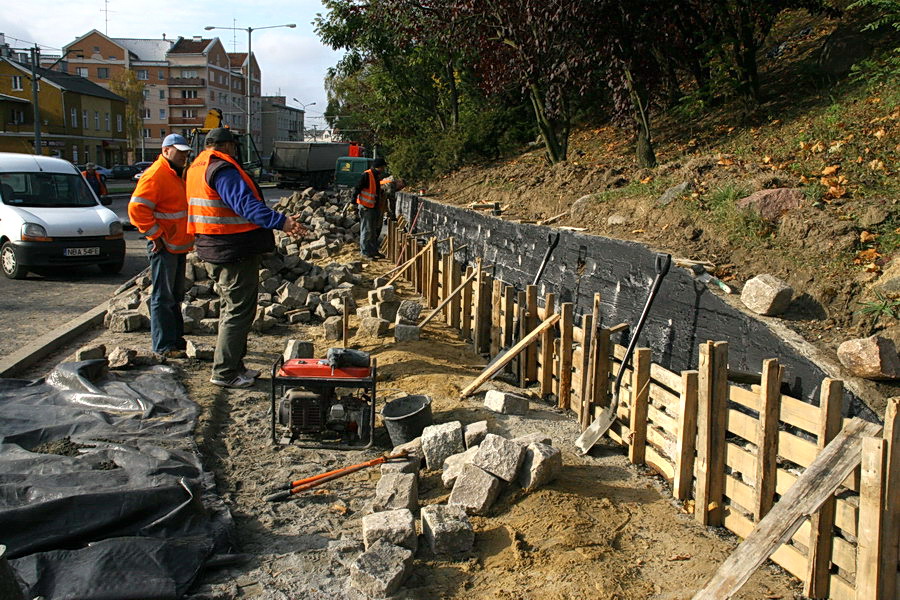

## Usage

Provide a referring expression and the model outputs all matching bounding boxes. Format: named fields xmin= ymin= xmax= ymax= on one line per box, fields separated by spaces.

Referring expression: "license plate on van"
xmin=64 ymin=247 xmax=100 ymax=257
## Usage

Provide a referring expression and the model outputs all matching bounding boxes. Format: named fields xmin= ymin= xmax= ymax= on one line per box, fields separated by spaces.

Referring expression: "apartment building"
xmin=48 ymin=30 xmax=262 ymax=161
xmin=259 ymin=96 xmax=304 ymax=160
xmin=0 ymin=42 xmax=127 ymax=163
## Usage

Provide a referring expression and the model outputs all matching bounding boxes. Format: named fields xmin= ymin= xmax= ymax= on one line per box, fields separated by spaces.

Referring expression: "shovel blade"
xmin=575 ymin=407 xmax=616 ymax=454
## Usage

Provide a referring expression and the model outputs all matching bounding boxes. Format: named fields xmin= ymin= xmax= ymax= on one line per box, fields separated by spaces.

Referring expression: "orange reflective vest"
xmin=356 ymin=168 xmax=378 ymax=209
xmin=82 ymin=170 xmax=108 ymax=196
xmin=186 ymin=149 xmax=262 ymax=235
xmin=128 ymin=155 xmax=193 ymax=253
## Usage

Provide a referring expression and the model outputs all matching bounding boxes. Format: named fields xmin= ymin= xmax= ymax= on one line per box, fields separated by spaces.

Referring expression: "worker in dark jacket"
xmin=82 ymin=163 xmax=108 ymax=198
xmin=353 ymin=158 xmax=386 ymax=259
xmin=186 ymin=128 xmax=306 ymax=388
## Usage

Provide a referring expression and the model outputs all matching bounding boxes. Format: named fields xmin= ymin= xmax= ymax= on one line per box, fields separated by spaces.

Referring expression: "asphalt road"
xmin=0 ymin=187 xmax=292 ymax=361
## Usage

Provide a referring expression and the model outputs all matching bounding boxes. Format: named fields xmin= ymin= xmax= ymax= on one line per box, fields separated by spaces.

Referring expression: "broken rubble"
xmin=186 ymin=340 xmax=214 ymax=361
xmin=75 ymin=343 xmax=106 ymax=361
xmin=837 ymin=336 xmax=900 ymax=380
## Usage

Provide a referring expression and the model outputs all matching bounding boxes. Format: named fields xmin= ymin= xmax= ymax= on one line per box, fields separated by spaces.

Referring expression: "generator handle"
xmin=271 ymin=355 xmax=285 ymax=444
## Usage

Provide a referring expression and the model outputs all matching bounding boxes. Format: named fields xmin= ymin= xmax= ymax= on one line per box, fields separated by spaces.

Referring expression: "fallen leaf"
xmin=827 ymin=186 xmax=847 ymax=198
xmin=717 ymin=157 xmax=735 ymax=166
xmin=811 ymin=141 xmax=826 ymax=153
xmin=312 ymin=488 xmax=331 ymax=496
xmin=640 ymin=176 xmax=654 ymax=184
xmin=799 ymin=175 xmax=810 ymax=184
xmin=631 ymin=229 xmax=645 ymax=234
xmin=860 ymin=231 xmax=877 ymax=243
xmin=770 ymin=119 xmax=782 ymax=126
xmin=874 ymin=128 xmax=887 ymax=140
xmin=799 ymin=141 xmax=811 ymax=151
xmin=330 ymin=502 xmax=349 ymax=515
xmin=827 ymin=141 xmax=845 ymax=153
xmin=762 ymin=155 xmax=772 ymax=164
xmin=821 ymin=165 xmax=840 ymax=176
xmin=855 ymin=248 xmax=881 ymax=263
xmin=668 ymin=554 xmax=692 ymax=561
xmin=868 ymin=159 xmax=886 ymax=171
xmin=857 ymin=156 xmax=864 ymax=163
xmin=867 ymin=96 xmax=882 ymax=104
xmin=865 ymin=262 xmax=882 ymax=273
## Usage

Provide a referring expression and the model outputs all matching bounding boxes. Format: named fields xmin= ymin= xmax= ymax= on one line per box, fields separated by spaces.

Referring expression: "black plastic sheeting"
xmin=0 ymin=360 xmax=234 ymax=599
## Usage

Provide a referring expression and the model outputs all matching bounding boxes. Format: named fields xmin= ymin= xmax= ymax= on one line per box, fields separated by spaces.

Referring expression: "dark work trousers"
xmin=207 ymin=255 xmax=260 ymax=381
xmin=148 ymin=242 xmax=187 ymax=353
xmin=358 ymin=205 xmax=381 ymax=257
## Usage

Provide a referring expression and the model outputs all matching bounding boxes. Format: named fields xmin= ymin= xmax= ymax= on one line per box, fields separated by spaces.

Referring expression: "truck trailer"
xmin=270 ymin=141 xmax=355 ymax=189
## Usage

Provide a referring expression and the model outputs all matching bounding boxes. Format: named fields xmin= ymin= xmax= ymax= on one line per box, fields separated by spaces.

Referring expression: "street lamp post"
xmin=205 ymin=23 xmax=295 ymax=159
xmin=17 ymin=46 xmax=81 ymax=155
xmin=291 ymin=98 xmax=314 ymax=141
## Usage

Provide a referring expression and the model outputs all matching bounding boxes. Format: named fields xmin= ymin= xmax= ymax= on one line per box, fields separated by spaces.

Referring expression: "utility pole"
xmin=30 ymin=46 xmax=41 ymax=156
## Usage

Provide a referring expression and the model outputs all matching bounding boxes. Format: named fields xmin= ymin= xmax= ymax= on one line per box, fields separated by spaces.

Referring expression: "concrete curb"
xmin=0 ymin=302 xmax=107 ymax=378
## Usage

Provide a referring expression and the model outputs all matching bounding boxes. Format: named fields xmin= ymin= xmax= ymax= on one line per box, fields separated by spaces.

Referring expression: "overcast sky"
xmin=0 ymin=0 xmax=343 ymax=126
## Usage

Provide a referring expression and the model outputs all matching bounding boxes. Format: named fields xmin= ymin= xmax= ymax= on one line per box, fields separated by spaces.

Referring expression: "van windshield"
xmin=0 ymin=172 xmax=98 ymax=208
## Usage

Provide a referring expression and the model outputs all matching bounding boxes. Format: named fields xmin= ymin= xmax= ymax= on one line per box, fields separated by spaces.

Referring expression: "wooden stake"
xmin=878 ymin=397 xmax=900 ymax=600
xmin=342 ymin=297 xmax=349 ymax=348
xmin=490 ymin=279 xmax=502 ymax=357
xmin=582 ymin=293 xmax=602 ymax=430
xmin=558 ymin=302 xmax=574 ymax=411
xmin=856 ymin=437 xmax=888 ymax=600
xmin=459 ymin=312 xmax=560 ymax=398
xmin=429 ymin=243 xmax=440 ymax=308
xmin=525 ymin=285 xmax=538 ymax=383
xmin=449 ymin=255 xmax=461 ymax=330
xmin=674 ymin=370 xmax=699 ymax=501
xmin=419 ymin=268 xmax=479 ymax=328
xmin=578 ymin=313 xmax=594 ymax=428
xmin=461 ymin=265 xmax=474 ymax=341
xmin=385 ymin=239 xmax=431 ymax=287
xmin=695 ymin=341 xmax=728 ymax=527
xmin=804 ymin=377 xmax=843 ymax=599
xmin=540 ymin=293 xmax=556 ymax=398
xmin=628 ymin=347 xmax=651 ymax=465
xmin=754 ymin=359 xmax=782 ymax=522
xmin=691 ymin=418 xmax=882 ymax=600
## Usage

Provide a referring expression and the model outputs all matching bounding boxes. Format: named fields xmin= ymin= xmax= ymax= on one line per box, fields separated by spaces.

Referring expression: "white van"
xmin=0 ymin=152 xmax=125 ymax=279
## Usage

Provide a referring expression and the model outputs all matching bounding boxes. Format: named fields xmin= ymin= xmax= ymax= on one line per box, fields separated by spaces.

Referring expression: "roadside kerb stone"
xmin=448 ymin=464 xmax=502 ymax=515
xmin=484 ymin=389 xmax=529 ymax=415
xmin=372 ymin=472 xmax=418 ymax=512
xmin=349 ymin=540 xmax=414 ymax=598
xmin=362 ymin=509 xmax=417 ymax=551
xmin=464 ymin=420 xmax=488 ymax=448
xmin=518 ymin=442 xmax=563 ymax=491
xmin=394 ymin=324 xmax=421 ymax=342
xmin=421 ymin=421 xmax=465 ymax=470
xmin=421 ymin=504 xmax=474 ymax=555
xmin=442 ymin=446 xmax=479 ymax=489
xmin=473 ymin=433 xmax=527 ymax=482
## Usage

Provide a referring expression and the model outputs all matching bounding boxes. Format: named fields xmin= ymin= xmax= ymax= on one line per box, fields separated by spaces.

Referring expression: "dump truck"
xmin=270 ymin=141 xmax=357 ymax=189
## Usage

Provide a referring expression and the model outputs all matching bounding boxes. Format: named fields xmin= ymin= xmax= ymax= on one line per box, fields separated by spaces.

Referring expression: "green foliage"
xmin=696 ymin=183 xmax=771 ymax=243
xmin=848 ymin=0 xmax=900 ymax=31
xmin=856 ymin=289 xmax=900 ymax=333
xmin=108 ymin=70 xmax=145 ymax=158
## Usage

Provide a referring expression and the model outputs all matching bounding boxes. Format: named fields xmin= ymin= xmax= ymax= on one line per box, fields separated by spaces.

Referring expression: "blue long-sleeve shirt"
xmin=211 ymin=167 xmax=286 ymax=230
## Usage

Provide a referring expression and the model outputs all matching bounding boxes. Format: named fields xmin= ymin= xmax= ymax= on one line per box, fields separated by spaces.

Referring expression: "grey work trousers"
xmin=208 ymin=255 xmax=260 ymax=381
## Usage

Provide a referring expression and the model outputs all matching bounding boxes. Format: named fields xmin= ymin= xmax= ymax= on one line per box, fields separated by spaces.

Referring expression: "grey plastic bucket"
xmin=381 ymin=395 xmax=433 ymax=447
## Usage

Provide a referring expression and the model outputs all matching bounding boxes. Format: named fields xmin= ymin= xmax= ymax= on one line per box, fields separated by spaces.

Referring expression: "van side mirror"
xmin=100 ymin=195 xmax=112 ymax=206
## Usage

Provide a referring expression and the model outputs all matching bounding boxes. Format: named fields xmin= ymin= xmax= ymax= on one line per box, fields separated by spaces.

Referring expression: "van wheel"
xmin=1 ymin=242 xmax=27 ymax=279
xmin=99 ymin=258 xmax=124 ymax=275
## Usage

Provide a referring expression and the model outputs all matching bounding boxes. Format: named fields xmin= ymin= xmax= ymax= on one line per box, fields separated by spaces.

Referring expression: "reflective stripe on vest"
xmin=154 ymin=210 xmax=187 ymax=220
xmin=356 ymin=169 xmax=377 ymax=208
xmin=186 ymin=149 xmax=261 ymax=235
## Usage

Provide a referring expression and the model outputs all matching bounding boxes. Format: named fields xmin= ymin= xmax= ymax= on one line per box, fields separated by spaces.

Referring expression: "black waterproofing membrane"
xmin=0 ymin=360 xmax=234 ymax=599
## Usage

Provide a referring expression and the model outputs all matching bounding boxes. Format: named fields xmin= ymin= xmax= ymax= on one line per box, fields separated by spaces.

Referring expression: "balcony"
xmin=168 ymin=97 xmax=206 ymax=106
xmin=167 ymin=77 xmax=206 ymax=87
xmin=168 ymin=116 xmax=205 ymax=125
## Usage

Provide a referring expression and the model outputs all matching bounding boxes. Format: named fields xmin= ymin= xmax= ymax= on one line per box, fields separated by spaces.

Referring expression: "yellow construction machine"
xmin=187 ymin=109 xmax=264 ymax=177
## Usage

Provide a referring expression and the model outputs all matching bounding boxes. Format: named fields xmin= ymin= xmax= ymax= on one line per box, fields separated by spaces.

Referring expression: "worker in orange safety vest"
xmin=82 ymin=163 xmax=108 ymax=198
xmin=128 ymin=134 xmax=194 ymax=357
xmin=353 ymin=157 xmax=386 ymax=259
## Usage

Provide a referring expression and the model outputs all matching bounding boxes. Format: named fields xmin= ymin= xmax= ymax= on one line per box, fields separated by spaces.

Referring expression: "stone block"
xmin=740 ymin=274 xmax=793 ymax=316
xmin=109 ymin=310 xmax=146 ymax=333
xmin=518 ymin=442 xmax=563 ymax=491
xmin=442 ymin=446 xmax=479 ymax=489
xmin=107 ymin=346 xmax=136 ymax=369
xmin=421 ymin=504 xmax=474 ymax=555
xmin=75 ymin=343 xmax=106 ymax=361
xmin=323 ymin=316 xmax=343 ymax=340
xmin=265 ymin=303 xmax=288 ymax=319
xmin=473 ymin=433 xmax=527 ymax=482
xmin=367 ymin=289 xmax=380 ymax=305
xmin=315 ymin=302 xmax=339 ymax=320
xmin=448 ymin=464 xmax=502 ymax=515
xmin=377 ymin=301 xmax=401 ymax=322
xmin=182 ymin=316 xmax=196 ymax=334
xmin=284 ymin=339 xmax=315 ymax=361
xmin=394 ymin=324 xmax=421 ymax=342
xmin=362 ymin=509 xmax=417 ymax=551
xmin=359 ymin=317 xmax=390 ymax=338
xmin=395 ymin=300 xmax=422 ymax=325
xmin=484 ymin=389 xmax=529 ymax=415
xmin=372 ymin=472 xmax=418 ymax=512
xmin=277 ymin=282 xmax=309 ymax=309
xmin=393 ymin=437 xmax=424 ymax=468
xmin=182 ymin=303 xmax=206 ymax=322
xmin=286 ymin=309 xmax=312 ymax=324
xmin=464 ymin=421 xmax=488 ymax=448
xmin=381 ymin=458 xmax=420 ymax=475
xmin=512 ymin=432 xmax=552 ymax=446
xmin=376 ymin=285 xmax=399 ymax=303
xmin=205 ymin=299 xmax=221 ymax=318
xmin=357 ymin=305 xmax=378 ymax=319
xmin=349 ymin=541 xmax=413 ymax=598
xmin=186 ymin=340 xmax=214 ymax=361
xmin=837 ymin=336 xmax=900 ymax=380
xmin=421 ymin=421 xmax=465 ymax=470
xmin=373 ymin=276 xmax=387 ymax=288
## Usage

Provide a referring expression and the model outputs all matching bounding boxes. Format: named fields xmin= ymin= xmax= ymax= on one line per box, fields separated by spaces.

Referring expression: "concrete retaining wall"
xmin=396 ymin=193 xmax=874 ymax=420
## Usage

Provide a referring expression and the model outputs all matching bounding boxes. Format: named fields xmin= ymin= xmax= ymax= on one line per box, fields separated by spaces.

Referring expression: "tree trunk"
xmin=529 ymin=85 xmax=566 ymax=164
xmin=636 ymin=124 xmax=656 ymax=168
xmin=624 ymin=67 xmax=656 ymax=168
xmin=446 ymin=62 xmax=459 ymax=128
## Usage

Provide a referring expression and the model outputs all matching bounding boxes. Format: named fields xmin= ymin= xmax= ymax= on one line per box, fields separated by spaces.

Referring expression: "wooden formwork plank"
xmin=557 ymin=303 xmax=574 ymax=411
xmin=648 ymin=403 xmax=677 ymax=437
xmin=385 ymin=238 xmax=431 ymax=287
xmin=730 ymin=385 xmax=821 ymax=437
xmin=593 ymin=327 xmax=611 ymax=412
xmin=693 ymin=418 xmax=882 ymax=600
xmin=695 ymin=341 xmax=728 ymax=527
xmin=856 ymin=437 xmax=888 ymax=600
xmin=755 ymin=359 xmax=782 ymax=522
xmin=525 ymin=285 xmax=538 ymax=383
xmin=805 ymin=378 xmax=844 ymax=599
xmin=502 ymin=285 xmax=515 ymax=349
xmin=645 ymin=443 xmax=676 ymax=482
xmin=649 ymin=382 xmax=680 ymax=414
xmin=430 ymin=244 xmax=440 ymax=308
xmin=538 ymin=293 xmax=556 ymax=398
xmin=723 ymin=508 xmax=809 ymax=581
xmin=582 ymin=293 xmax=602 ymax=430
xmin=515 ymin=296 xmax=527 ymax=384
xmin=577 ymin=314 xmax=593 ymax=427
xmin=449 ymin=255 xmax=461 ymax=330
xmin=674 ymin=370 xmax=699 ymax=501
xmin=628 ymin=348 xmax=652 ymax=465
xmin=830 ymin=576 xmax=857 ymax=600
xmin=552 ymin=338 xmax=561 ymax=399
xmin=878 ymin=398 xmax=900 ymax=600
xmin=419 ymin=268 xmax=479 ymax=329
xmin=646 ymin=424 xmax=677 ymax=461
xmin=650 ymin=363 xmax=684 ymax=394
xmin=490 ymin=279 xmax=502 ymax=357
xmin=461 ymin=265 xmax=474 ymax=341
xmin=726 ymin=404 xmax=822 ymax=470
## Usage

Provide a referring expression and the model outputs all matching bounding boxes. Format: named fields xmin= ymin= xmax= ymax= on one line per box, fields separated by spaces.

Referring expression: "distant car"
xmin=0 ymin=153 xmax=126 ymax=279
xmin=75 ymin=164 xmax=112 ymax=179
xmin=132 ymin=161 xmax=153 ymax=170
xmin=111 ymin=164 xmax=140 ymax=179
xmin=133 ymin=170 xmax=146 ymax=181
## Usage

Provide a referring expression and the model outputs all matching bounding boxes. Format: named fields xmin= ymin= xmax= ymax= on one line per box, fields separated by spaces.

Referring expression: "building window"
xmin=70 ymin=108 xmax=78 ymax=128
xmin=116 ymin=114 xmax=122 ymax=132
xmin=181 ymin=129 xmax=189 ymax=137
xmin=75 ymin=67 xmax=88 ymax=77
xmin=158 ymin=70 xmax=165 ymax=80
xmin=181 ymin=90 xmax=198 ymax=99
xmin=142 ymin=128 xmax=151 ymax=138
xmin=141 ymin=108 xmax=150 ymax=119
xmin=136 ymin=69 xmax=149 ymax=80
xmin=72 ymin=147 xmax=78 ymax=163
xmin=82 ymin=110 xmax=88 ymax=127
xmin=182 ymin=109 xmax=196 ymax=118
xmin=94 ymin=111 xmax=100 ymax=129
xmin=108 ymin=55 xmax=116 ymax=60
xmin=209 ymin=90 xmax=215 ymax=101
xmin=93 ymin=45 xmax=100 ymax=53
xmin=158 ymin=89 xmax=165 ymax=100
xmin=11 ymin=76 xmax=22 ymax=91
xmin=97 ymin=67 xmax=109 ymax=79
xmin=142 ymin=88 xmax=150 ymax=100
xmin=159 ymin=109 xmax=166 ymax=119
xmin=181 ymin=69 xmax=197 ymax=78
xmin=11 ymin=109 xmax=25 ymax=124
xmin=105 ymin=112 xmax=110 ymax=131
xmin=160 ymin=129 xmax=166 ymax=138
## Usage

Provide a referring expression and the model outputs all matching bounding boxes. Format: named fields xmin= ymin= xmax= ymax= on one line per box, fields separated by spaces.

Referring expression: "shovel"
xmin=484 ymin=231 xmax=561 ymax=377
xmin=575 ymin=252 xmax=671 ymax=454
